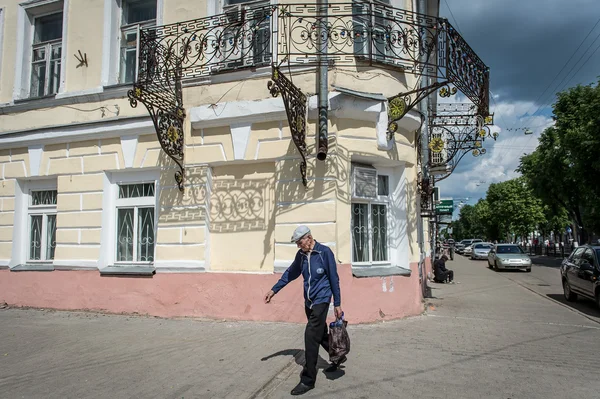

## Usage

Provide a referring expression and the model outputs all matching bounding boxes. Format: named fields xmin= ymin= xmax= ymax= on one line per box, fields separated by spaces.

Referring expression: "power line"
xmin=519 ymin=25 xmax=600 ymax=130
xmin=510 ymin=16 xmax=600 ymax=133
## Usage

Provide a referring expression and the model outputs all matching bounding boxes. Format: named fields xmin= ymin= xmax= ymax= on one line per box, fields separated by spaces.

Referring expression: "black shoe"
xmin=325 ymin=355 xmax=347 ymax=372
xmin=291 ymin=382 xmax=314 ymax=395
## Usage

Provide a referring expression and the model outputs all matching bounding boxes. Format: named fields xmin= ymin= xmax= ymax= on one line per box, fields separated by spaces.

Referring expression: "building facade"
xmin=0 ymin=0 xmax=487 ymax=323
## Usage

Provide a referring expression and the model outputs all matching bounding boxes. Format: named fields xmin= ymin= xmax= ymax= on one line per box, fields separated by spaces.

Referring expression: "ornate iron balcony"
xmin=128 ymin=2 xmax=490 ymax=189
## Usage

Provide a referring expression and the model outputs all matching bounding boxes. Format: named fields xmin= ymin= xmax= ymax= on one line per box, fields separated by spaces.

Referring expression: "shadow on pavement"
xmin=546 ymin=294 xmax=600 ymax=318
xmin=261 ymin=349 xmax=335 ymax=373
xmin=530 ymin=256 xmax=564 ymax=268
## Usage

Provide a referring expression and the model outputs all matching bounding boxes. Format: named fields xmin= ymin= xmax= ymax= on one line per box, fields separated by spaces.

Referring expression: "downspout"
xmin=417 ymin=0 xmax=432 ymax=288
xmin=316 ymin=0 xmax=328 ymax=161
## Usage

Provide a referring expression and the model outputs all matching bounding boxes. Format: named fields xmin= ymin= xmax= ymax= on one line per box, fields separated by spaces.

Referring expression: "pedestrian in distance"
xmin=433 ymin=254 xmax=454 ymax=283
xmin=264 ymin=225 xmax=344 ymax=396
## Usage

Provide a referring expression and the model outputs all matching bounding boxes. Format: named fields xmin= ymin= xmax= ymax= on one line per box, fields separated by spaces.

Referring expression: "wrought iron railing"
xmin=128 ymin=2 xmax=490 ymax=189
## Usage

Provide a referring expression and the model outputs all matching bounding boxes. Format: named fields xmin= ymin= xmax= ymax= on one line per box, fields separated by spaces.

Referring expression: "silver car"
xmin=471 ymin=242 xmax=493 ymax=260
xmin=488 ymin=244 xmax=532 ymax=272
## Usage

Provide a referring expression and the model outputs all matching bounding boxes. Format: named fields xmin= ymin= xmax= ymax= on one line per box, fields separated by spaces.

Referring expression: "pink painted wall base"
xmin=0 ymin=263 xmax=425 ymax=323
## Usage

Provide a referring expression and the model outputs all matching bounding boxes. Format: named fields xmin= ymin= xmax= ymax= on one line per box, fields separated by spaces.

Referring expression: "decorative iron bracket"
xmin=387 ymin=82 xmax=451 ymax=139
xmin=128 ymin=31 xmax=185 ymax=191
xmin=267 ymin=67 xmax=308 ymax=186
xmin=427 ymin=103 xmax=497 ymax=182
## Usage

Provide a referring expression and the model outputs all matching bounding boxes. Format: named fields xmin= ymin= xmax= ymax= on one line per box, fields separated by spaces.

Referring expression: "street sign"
xmin=436 ymin=199 xmax=454 ymax=215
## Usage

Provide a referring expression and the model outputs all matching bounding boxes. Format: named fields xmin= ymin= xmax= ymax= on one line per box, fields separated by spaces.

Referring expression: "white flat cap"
xmin=291 ymin=225 xmax=311 ymax=243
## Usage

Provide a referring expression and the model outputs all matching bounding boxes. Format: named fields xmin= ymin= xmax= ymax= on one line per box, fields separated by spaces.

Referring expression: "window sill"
xmin=99 ymin=265 xmax=156 ymax=276
xmin=351 ymin=265 xmax=411 ymax=278
xmin=10 ymin=264 xmax=55 ymax=272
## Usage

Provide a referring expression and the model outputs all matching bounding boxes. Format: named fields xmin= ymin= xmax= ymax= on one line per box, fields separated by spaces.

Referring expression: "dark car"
xmin=560 ymin=245 xmax=600 ymax=308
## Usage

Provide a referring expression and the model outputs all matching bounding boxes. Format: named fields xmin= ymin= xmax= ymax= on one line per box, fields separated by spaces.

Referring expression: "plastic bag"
xmin=328 ymin=314 xmax=350 ymax=364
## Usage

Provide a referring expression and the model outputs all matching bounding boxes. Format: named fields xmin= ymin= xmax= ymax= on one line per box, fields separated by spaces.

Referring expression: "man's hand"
xmin=334 ymin=306 xmax=343 ymax=319
xmin=264 ymin=290 xmax=275 ymax=304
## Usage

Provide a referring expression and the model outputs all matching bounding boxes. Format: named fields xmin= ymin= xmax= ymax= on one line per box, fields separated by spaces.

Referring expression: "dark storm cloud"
xmin=441 ymin=0 xmax=600 ymax=105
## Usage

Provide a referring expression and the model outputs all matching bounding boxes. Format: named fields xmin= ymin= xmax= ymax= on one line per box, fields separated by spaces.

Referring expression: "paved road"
xmin=1 ymin=256 xmax=600 ymax=398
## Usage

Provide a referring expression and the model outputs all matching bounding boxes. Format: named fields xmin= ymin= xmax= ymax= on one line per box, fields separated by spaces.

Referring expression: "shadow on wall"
xmin=157 ymin=152 xmax=208 ymax=226
xmin=209 ymin=163 xmax=276 ymax=269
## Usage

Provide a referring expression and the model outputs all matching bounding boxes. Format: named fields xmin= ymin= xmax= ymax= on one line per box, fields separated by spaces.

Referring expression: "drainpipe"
xmin=417 ymin=0 xmax=433 ymax=285
xmin=316 ymin=0 xmax=328 ymax=161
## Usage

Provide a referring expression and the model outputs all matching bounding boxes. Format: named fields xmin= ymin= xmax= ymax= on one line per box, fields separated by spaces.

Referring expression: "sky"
xmin=435 ymin=0 xmax=600 ymax=217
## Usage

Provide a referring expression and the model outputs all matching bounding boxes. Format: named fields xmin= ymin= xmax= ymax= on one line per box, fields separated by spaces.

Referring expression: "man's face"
xmin=296 ymin=235 xmax=312 ymax=252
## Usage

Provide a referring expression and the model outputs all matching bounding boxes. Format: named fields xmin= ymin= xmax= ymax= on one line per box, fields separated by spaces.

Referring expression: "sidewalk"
xmin=2 ymin=256 xmax=600 ymax=399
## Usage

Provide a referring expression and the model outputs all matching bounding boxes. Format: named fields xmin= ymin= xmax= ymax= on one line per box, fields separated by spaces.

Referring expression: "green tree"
xmin=519 ymin=80 xmax=600 ymax=242
xmin=486 ymin=178 xmax=546 ymax=242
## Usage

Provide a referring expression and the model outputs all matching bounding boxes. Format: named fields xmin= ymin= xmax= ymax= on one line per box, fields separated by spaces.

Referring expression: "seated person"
xmin=433 ymin=255 xmax=454 ymax=283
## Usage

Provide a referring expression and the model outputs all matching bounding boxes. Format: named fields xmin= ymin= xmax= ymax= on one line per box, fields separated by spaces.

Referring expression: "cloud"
xmin=440 ymin=0 xmax=600 ymax=104
xmin=436 ymin=98 xmax=554 ymax=202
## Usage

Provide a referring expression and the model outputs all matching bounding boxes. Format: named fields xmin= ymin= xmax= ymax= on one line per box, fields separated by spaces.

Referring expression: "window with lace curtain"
xmin=115 ymin=182 xmax=155 ymax=263
xmin=28 ymin=190 xmax=57 ymax=262
xmin=351 ymin=167 xmax=390 ymax=264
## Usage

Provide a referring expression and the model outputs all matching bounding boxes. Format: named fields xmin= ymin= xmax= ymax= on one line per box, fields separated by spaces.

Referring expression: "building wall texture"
xmin=0 ymin=0 xmax=429 ymax=323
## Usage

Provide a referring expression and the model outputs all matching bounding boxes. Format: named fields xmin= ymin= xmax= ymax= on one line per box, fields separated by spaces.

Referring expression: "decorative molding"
xmin=1 ymin=85 xmax=130 ymax=115
xmin=189 ymin=97 xmax=287 ymax=130
xmin=120 ymin=135 xmax=139 ymax=168
xmin=230 ymin=122 xmax=252 ymax=160
xmin=0 ymin=116 xmax=153 ymax=149
xmin=28 ymin=145 xmax=44 ymax=176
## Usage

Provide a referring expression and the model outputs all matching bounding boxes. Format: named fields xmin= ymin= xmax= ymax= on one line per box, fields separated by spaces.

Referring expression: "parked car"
xmin=455 ymin=240 xmax=469 ymax=254
xmin=487 ymin=244 xmax=532 ymax=272
xmin=560 ymin=245 xmax=600 ymax=308
xmin=458 ymin=239 xmax=482 ymax=255
xmin=471 ymin=242 xmax=494 ymax=260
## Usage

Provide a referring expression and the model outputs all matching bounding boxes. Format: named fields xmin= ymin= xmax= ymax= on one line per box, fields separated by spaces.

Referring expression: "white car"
xmin=471 ymin=243 xmax=494 ymax=260
xmin=464 ymin=245 xmax=473 ymax=256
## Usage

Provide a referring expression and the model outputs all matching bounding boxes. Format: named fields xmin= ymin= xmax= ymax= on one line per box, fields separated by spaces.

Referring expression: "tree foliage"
xmin=451 ymin=178 xmax=545 ymax=242
xmin=518 ymin=81 xmax=600 ymax=241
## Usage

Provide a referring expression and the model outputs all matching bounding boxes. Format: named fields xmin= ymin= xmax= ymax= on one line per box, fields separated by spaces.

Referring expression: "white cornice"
xmin=189 ymin=97 xmax=288 ymax=130
xmin=0 ymin=116 xmax=153 ymax=149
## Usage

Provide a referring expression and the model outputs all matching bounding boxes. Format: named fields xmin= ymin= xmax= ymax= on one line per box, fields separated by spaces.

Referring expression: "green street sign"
xmin=436 ymin=199 xmax=454 ymax=215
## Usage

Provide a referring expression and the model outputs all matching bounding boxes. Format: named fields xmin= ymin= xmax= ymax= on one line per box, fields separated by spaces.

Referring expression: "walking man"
xmin=264 ymin=225 xmax=343 ymax=396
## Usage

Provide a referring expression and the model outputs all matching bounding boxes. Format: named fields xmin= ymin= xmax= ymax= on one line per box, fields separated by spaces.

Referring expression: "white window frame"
xmin=221 ymin=0 xmax=271 ymax=69
xmin=13 ymin=0 xmax=68 ymax=100
xmin=351 ymin=166 xmax=391 ymax=266
xmin=12 ymin=179 xmax=58 ymax=268
xmin=114 ymin=182 xmax=156 ymax=264
xmin=102 ymin=0 xmax=163 ymax=87
xmin=100 ymin=170 xmax=159 ymax=268
xmin=27 ymin=189 xmax=58 ymax=262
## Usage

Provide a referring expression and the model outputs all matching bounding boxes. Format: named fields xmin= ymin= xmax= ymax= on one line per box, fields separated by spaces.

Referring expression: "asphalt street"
xmin=1 ymin=255 xmax=599 ymax=399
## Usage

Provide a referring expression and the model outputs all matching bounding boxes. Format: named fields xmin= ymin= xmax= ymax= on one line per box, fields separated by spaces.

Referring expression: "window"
xmin=353 ymin=0 xmax=391 ymax=62
xmin=351 ymin=167 xmax=390 ymax=264
xmin=115 ymin=182 xmax=155 ymax=263
xmin=581 ymin=249 xmax=595 ymax=266
xmin=119 ymin=0 xmax=157 ymax=84
xmin=28 ymin=190 xmax=57 ymax=262
xmin=30 ymin=13 xmax=63 ymax=97
xmin=221 ymin=0 xmax=271 ymax=70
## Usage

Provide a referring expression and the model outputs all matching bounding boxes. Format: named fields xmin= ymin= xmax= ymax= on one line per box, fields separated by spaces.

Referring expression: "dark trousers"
xmin=435 ymin=269 xmax=454 ymax=283
xmin=301 ymin=303 xmax=329 ymax=386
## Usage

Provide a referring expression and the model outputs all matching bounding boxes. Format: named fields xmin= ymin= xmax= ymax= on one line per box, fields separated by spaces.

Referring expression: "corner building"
xmin=0 ymin=0 xmax=487 ymax=322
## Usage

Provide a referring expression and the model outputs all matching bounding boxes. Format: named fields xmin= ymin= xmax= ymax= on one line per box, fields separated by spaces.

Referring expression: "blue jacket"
xmin=271 ymin=241 xmax=341 ymax=308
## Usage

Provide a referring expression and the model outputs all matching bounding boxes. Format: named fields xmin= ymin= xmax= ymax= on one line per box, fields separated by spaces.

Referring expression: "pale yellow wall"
xmin=209 ymin=162 xmax=276 ymax=272
xmin=163 ymin=0 xmax=208 ymax=24
xmin=0 ymin=2 xmax=18 ymax=103
xmin=64 ymin=0 xmax=104 ymax=92
xmin=156 ymin=165 xmax=209 ymax=263
xmin=0 ymin=176 xmax=15 ymax=259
